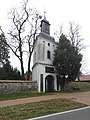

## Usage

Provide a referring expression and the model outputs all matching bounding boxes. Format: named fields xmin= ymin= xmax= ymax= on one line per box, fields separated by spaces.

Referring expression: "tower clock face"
xmin=43 ymin=22 xmax=49 ymax=34
xmin=44 ymin=23 xmax=49 ymax=30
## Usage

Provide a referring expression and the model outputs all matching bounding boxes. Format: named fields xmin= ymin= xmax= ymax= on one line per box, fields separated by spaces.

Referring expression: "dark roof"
xmin=40 ymin=19 xmax=50 ymax=27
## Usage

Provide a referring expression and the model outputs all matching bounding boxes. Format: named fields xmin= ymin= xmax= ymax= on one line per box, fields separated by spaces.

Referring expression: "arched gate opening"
xmin=45 ymin=75 xmax=54 ymax=92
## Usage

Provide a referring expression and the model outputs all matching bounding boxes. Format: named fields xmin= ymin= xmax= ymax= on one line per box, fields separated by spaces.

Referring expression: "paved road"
xmin=30 ymin=106 xmax=90 ymax=120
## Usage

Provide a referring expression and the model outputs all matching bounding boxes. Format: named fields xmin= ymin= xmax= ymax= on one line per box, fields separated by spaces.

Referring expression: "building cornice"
xmin=32 ymin=62 xmax=55 ymax=69
xmin=39 ymin=32 xmax=55 ymax=42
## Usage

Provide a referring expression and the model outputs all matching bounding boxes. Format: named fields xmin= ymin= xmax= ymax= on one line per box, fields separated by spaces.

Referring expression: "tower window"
xmin=34 ymin=52 xmax=36 ymax=62
xmin=47 ymin=50 xmax=51 ymax=59
xmin=43 ymin=41 xmax=45 ymax=44
xmin=48 ymin=43 xmax=50 ymax=46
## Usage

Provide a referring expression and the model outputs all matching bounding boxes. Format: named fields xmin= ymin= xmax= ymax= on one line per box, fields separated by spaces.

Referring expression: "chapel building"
xmin=32 ymin=17 xmax=61 ymax=92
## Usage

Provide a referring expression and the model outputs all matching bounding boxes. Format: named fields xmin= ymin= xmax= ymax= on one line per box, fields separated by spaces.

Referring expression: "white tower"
xmin=32 ymin=17 xmax=60 ymax=92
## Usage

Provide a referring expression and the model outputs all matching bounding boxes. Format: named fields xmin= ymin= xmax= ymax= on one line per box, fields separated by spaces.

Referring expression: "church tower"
xmin=32 ymin=17 xmax=60 ymax=92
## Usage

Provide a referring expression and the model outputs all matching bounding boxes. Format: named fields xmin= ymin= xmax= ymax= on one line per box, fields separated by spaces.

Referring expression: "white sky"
xmin=0 ymin=0 xmax=90 ymax=74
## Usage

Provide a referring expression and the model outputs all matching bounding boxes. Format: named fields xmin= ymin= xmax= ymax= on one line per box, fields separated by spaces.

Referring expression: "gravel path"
xmin=0 ymin=91 xmax=90 ymax=108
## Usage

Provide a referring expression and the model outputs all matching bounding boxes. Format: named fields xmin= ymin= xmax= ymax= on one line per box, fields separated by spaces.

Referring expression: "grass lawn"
xmin=0 ymin=98 xmax=87 ymax=120
xmin=0 ymin=92 xmax=53 ymax=101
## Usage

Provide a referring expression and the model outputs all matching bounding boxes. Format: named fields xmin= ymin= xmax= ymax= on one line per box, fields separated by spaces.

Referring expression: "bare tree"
xmin=68 ymin=21 xmax=88 ymax=78
xmin=69 ymin=21 xmax=84 ymax=52
xmin=54 ymin=24 xmax=63 ymax=40
xmin=7 ymin=0 xmax=42 ymax=79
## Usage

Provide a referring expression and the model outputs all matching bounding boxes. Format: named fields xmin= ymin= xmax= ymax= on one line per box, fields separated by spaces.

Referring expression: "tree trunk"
xmin=59 ymin=76 xmax=65 ymax=91
xmin=19 ymin=43 xmax=24 ymax=79
xmin=27 ymin=53 xmax=32 ymax=80
xmin=20 ymin=59 xmax=24 ymax=80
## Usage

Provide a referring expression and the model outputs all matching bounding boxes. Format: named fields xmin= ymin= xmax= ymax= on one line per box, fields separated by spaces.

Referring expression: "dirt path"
xmin=0 ymin=91 xmax=90 ymax=108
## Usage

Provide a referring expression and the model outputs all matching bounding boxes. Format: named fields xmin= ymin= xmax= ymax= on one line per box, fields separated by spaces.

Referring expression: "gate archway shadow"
xmin=45 ymin=75 xmax=54 ymax=92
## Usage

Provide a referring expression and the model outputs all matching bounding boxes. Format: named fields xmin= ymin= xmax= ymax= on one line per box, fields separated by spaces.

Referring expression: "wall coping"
xmin=0 ymin=80 xmax=37 ymax=83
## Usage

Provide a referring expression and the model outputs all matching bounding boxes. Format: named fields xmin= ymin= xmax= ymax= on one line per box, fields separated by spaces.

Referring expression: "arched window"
xmin=47 ymin=50 xmax=51 ymax=59
xmin=48 ymin=43 xmax=50 ymax=46
xmin=43 ymin=41 xmax=45 ymax=44
xmin=53 ymin=45 xmax=55 ymax=48
xmin=34 ymin=52 xmax=36 ymax=62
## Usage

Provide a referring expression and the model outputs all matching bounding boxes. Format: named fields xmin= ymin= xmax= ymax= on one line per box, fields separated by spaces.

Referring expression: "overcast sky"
xmin=0 ymin=0 xmax=90 ymax=74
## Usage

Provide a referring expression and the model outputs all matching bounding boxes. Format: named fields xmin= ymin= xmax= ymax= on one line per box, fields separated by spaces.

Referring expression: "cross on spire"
xmin=44 ymin=11 xmax=46 ymax=20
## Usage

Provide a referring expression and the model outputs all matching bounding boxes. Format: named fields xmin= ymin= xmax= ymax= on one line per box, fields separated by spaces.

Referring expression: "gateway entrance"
xmin=45 ymin=75 xmax=54 ymax=92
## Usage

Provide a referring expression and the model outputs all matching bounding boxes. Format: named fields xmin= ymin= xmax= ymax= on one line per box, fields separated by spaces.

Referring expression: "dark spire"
xmin=40 ymin=13 xmax=50 ymax=35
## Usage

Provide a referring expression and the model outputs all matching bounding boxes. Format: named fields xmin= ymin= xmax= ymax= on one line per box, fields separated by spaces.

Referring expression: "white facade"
xmin=33 ymin=32 xmax=57 ymax=65
xmin=32 ymin=19 xmax=61 ymax=92
xmin=32 ymin=63 xmax=58 ymax=92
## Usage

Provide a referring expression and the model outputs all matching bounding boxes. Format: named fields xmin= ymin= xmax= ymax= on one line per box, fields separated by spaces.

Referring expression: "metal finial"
xmin=44 ymin=11 xmax=46 ymax=19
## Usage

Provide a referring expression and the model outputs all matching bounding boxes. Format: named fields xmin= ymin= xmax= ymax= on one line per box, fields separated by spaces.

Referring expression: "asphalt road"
xmin=30 ymin=106 xmax=90 ymax=120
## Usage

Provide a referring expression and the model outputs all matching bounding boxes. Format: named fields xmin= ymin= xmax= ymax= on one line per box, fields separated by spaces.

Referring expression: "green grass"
xmin=0 ymin=92 xmax=53 ymax=101
xmin=0 ymin=98 xmax=87 ymax=120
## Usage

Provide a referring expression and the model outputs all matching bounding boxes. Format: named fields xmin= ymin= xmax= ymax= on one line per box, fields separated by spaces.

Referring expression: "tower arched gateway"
xmin=32 ymin=17 xmax=61 ymax=92
xmin=45 ymin=75 xmax=54 ymax=92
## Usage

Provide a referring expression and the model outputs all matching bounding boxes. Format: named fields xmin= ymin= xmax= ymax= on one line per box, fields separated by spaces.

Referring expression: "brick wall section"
xmin=0 ymin=80 xmax=38 ymax=94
